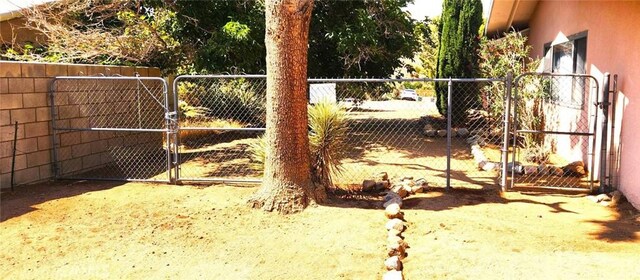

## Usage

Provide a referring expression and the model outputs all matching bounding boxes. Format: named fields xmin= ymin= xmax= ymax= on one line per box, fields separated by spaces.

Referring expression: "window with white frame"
xmin=543 ymin=32 xmax=587 ymax=108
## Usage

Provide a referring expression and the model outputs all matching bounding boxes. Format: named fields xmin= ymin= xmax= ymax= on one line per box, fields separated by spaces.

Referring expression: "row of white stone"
xmin=422 ymin=125 xmax=471 ymax=138
xmin=368 ymin=173 xmax=428 ymax=280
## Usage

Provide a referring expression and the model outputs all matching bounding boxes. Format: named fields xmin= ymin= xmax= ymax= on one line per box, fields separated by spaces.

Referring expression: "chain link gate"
xmin=507 ymin=73 xmax=600 ymax=191
xmin=307 ymin=78 xmax=506 ymax=188
xmin=171 ymin=75 xmax=507 ymax=188
xmin=172 ymin=75 xmax=266 ymax=183
xmin=51 ymin=73 xmax=604 ymax=192
xmin=50 ymin=76 xmax=172 ymax=182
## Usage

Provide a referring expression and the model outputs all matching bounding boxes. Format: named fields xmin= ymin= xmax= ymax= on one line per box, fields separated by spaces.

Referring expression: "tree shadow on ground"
xmin=0 ymin=180 xmax=125 ymax=222
xmin=586 ymin=199 xmax=640 ymax=242
xmin=324 ymin=186 xmax=577 ymax=215
xmin=518 ymin=190 xmax=639 ymax=242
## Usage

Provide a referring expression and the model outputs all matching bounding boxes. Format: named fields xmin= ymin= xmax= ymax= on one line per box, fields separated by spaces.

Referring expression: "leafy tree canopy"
xmin=3 ymin=0 xmax=418 ymax=77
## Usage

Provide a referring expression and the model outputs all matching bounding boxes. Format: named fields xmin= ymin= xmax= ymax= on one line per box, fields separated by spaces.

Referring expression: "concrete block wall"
xmin=0 ymin=61 xmax=162 ymax=189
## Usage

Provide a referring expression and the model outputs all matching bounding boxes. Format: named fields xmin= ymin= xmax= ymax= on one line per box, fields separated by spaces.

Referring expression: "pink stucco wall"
xmin=527 ymin=0 xmax=640 ymax=209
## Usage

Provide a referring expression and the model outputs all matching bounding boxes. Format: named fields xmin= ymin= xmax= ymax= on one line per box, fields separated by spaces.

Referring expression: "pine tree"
xmin=435 ymin=0 xmax=483 ymax=125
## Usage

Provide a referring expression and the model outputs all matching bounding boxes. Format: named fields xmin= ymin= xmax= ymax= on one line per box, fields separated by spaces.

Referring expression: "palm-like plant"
xmin=308 ymin=102 xmax=348 ymax=187
xmin=249 ymin=102 xmax=348 ymax=188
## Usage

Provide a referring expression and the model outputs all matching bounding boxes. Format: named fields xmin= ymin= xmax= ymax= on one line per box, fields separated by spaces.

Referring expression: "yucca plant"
xmin=248 ymin=135 xmax=267 ymax=171
xmin=308 ymin=102 xmax=348 ymax=187
xmin=249 ymin=102 xmax=348 ymax=188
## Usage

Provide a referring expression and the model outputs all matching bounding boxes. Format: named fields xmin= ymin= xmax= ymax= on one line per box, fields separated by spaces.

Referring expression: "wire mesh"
xmin=51 ymin=77 xmax=170 ymax=182
xmin=173 ymin=76 xmax=266 ymax=182
xmin=172 ymin=76 xmax=508 ymax=188
xmin=447 ymin=80 xmax=506 ymax=188
xmin=510 ymin=73 xmax=599 ymax=190
xmin=309 ymin=78 xmax=505 ymax=189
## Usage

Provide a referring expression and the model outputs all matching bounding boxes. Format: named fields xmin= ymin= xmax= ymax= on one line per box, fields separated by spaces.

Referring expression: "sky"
xmin=0 ymin=0 xmax=55 ymax=14
xmin=1 ymin=0 xmax=492 ymax=20
xmin=404 ymin=0 xmax=493 ymax=20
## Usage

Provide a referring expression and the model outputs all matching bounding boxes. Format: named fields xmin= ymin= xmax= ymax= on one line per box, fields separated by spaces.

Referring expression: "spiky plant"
xmin=248 ymin=102 xmax=348 ymax=188
xmin=248 ymin=135 xmax=267 ymax=171
xmin=308 ymin=102 xmax=348 ymax=187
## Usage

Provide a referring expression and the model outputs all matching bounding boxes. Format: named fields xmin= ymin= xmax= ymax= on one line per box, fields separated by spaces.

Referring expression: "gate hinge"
xmin=595 ymin=101 xmax=611 ymax=109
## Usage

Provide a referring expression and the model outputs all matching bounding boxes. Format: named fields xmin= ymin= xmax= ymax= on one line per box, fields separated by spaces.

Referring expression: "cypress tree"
xmin=435 ymin=0 xmax=483 ymax=125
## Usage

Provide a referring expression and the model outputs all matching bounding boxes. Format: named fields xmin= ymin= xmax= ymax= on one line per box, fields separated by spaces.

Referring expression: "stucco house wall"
xmin=526 ymin=1 xmax=640 ymax=209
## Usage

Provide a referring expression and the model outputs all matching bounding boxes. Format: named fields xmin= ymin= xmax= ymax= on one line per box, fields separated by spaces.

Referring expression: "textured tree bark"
xmin=248 ymin=0 xmax=325 ymax=214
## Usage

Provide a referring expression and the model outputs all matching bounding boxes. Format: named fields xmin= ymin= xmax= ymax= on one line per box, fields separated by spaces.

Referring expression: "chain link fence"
xmin=49 ymin=74 xmax=603 ymax=191
xmin=170 ymin=76 xmax=507 ymax=188
xmin=51 ymin=76 xmax=171 ymax=182
xmin=172 ymin=75 xmax=266 ymax=182
xmin=308 ymin=78 xmax=506 ymax=189
xmin=510 ymin=73 xmax=599 ymax=191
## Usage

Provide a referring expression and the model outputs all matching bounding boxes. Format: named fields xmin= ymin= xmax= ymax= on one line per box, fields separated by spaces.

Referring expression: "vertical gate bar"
xmin=136 ymin=73 xmax=142 ymax=128
xmin=162 ymin=79 xmax=173 ymax=183
xmin=509 ymin=75 xmax=521 ymax=189
xmin=446 ymin=78 xmax=452 ymax=190
xmin=599 ymin=73 xmax=611 ymax=193
xmin=501 ymin=72 xmax=513 ymax=191
xmin=172 ymin=77 xmax=181 ymax=183
xmin=589 ymin=78 xmax=599 ymax=192
xmin=11 ymin=121 xmax=18 ymax=191
xmin=49 ymin=79 xmax=60 ymax=179
xmin=608 ymin=74 xmax=618 ymax=189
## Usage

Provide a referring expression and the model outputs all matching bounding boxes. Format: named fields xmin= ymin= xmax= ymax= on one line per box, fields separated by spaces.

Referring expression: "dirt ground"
xmin=1 ymin=181 xmax=639 ymax=279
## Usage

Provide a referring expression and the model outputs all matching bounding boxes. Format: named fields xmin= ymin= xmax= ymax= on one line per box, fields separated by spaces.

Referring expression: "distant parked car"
xmin=400 ymin=89 xmax=419 ymax=101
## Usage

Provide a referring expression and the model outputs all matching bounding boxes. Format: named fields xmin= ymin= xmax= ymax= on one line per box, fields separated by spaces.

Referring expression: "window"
xmin=543 ymin=32 xmax=587 ymax=108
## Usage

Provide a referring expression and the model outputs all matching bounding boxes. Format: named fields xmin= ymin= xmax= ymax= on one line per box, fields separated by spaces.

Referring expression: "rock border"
xmin=362 ymin=173 xmax=429 ymax=280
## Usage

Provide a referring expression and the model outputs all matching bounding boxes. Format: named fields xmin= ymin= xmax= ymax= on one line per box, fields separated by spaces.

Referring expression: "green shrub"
xmin=177 ymin=79 xmax=266 ymax=126
xmin=479 ymin=31 xmax=551 ymax=163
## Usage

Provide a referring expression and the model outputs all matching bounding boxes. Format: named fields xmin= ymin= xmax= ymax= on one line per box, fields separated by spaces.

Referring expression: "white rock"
xmin=388 ymin=228 xmax=403 ymax=237
xmin=385 ymin=203 xmax=403 ymax=219
xmin=385 ymin=218 xmax=405 ymax=232
xmin=457 ymin=128 xmax=470 ymax=137
xmin=375 ymin=181 xmax=391 ymax=191
xmin=450 ymin=129 xmax=458 ymax=137
xmin=383 ymin=270 xmax=404 ymax=280
xmin=391 ymin=185 xmax=409 ymax=198
xmin=401 ymin=179 xmax=415 ymax=187
xmin=383 ymin=192 xmax=403 ymax=208
xmin=384 ymin=256 xmax=403 ymax=271
xmin=596 ymin=193 xmax=611 ymax=202
xmin=523 ymin=165 xmax=538 ymax=175
xmin=411 ymin=185 xmax=424 ymax=193
xmin=481 ymin=161 xmax=498 ymax=171
xmin=387 ymin=241 xmax=406 ymax=258
xmin=375 ymin=172 xmax=389 ymax=181
xmin=362 ymin=179 xmax=376 ymax=192
xmin=474 ymin=154 xmax=488 ymax=164
xmin=610 ymin=191 xmax=623 ymax=206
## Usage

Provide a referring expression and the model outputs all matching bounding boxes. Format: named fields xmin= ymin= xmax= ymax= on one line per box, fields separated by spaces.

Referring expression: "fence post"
xmin=446 ymin=78 xmax=452 ymax=190
xmin=49 ymin=79 xmax=60 ymax=179
xmin=501 ymin=72 xmax=513 ymax=191
xmin=599 ymin=73 xmax=611 ymax=193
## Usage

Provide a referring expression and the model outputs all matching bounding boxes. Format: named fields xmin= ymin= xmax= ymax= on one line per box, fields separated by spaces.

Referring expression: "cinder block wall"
xmin=0 ymin=61 xmax=162 ymax=189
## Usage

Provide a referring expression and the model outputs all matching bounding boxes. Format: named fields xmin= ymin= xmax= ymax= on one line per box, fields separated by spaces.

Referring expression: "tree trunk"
xmin=248 ymin=0 xmax=324 ymax=214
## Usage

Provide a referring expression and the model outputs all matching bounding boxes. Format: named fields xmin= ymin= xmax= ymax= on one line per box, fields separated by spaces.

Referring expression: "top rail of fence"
xmin=173 ymin=75 xmax=505 ymax=83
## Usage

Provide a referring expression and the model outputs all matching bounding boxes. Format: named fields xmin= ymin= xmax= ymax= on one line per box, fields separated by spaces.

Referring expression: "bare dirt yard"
xmin=1 ymin=181 xmax=639 ymax=279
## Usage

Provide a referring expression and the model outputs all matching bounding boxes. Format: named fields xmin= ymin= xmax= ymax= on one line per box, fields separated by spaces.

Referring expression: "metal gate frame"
xmin=49 ymin=73 xmax=612 ymax=191
xmin=506 ymin=72 xmax=601 ymax=192
xmin=171 ymin=75 xmax=507 ymax=188
xmin=50 ymin=76 xmax=173 ymax=182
